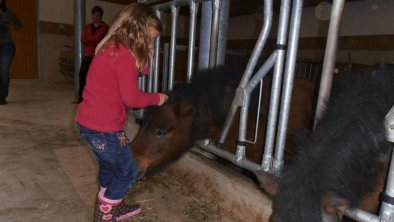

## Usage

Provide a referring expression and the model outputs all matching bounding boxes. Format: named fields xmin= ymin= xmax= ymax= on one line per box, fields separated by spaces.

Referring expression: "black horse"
xmin=256 ymin=64 xmax=394 ymax=222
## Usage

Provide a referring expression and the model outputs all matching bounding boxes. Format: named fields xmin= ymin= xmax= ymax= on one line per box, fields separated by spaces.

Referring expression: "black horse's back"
xmin=274 ymin=65 xmax=394 ymax=222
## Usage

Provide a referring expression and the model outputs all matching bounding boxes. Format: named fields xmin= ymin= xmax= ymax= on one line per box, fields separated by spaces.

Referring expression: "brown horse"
xmin=131 ymin=65 xmax=315 ymax=176
xmin=255 ymin=64 xmax=394 ymax=222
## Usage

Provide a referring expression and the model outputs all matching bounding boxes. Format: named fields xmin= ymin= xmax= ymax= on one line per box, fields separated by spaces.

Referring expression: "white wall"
xmin=37 ymin=0 xmax=394 ymax=81
xmin=38 ymin=0 xmax=124 ymax=25
xmin=228 ymin=0 xmax=394 ymax=40
xmin=38 ymin=0 xmax=125 ymax=81
xmin=226 ymin=0 xmax=394 ymax=65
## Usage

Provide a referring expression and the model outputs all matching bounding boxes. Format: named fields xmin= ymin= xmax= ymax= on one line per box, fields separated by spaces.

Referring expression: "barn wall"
xmin=8 ymin=0 xmax=38 ymax=79
xmin=37 ymin=0 xmax=124 ymax=81
xmin=37 ymin=0 xmax=190 ymax=82
xmin=37 ymin=0 xmax=392 ymax=81
xmin=226 ymin=0 xmax=394 ymax=65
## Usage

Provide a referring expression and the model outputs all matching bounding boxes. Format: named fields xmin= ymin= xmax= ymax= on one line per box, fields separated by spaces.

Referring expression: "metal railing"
xmin=137 ymin=0 xmax=394 ymax=221
xmin=140 ymin=0 xmax=303 ymax=174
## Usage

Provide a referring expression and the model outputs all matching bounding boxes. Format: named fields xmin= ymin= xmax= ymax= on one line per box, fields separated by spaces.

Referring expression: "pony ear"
xmin=322 ymin=192 xmax=350 ymax=218
xmin=174 ymin=100 xmax=194 ymax=118
xmin=254 ymin=170 xmax=279 ymax=196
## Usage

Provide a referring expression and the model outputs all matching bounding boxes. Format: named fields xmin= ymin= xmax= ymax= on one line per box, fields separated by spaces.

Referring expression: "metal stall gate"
xmin=138 ymin=0 xmax=306 ymax=176
xmin=136 ymin=0 xmax=394 ymax=221
xmin=197 ymin=0 xmax=304 ymax=176
xmin=138 ymin=0 xmax=314 ymax=176
xmin=134 ymin=0 xmax=229 ymax=120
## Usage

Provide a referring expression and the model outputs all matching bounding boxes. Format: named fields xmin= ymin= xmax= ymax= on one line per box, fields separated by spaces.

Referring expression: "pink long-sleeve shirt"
xmin=76 ymin=43 xmax=160 ymax=132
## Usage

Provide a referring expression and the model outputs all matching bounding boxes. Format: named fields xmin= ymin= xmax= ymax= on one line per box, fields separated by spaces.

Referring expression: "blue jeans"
xmin=77 ymin=123 xmax=138 ymax=200
xmin=0 ymin=42 xmax=15 ymax=99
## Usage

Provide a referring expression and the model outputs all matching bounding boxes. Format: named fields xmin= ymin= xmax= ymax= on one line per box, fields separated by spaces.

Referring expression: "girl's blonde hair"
xmin=95 ymin=3 xmax=162 ymax=69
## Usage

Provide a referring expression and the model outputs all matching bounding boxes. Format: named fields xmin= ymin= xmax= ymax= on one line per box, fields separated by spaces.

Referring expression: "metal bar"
xmin=272 ymin=0 xmax=304 ymax=176
xmin=379 ymin=107 xmax=394 ymax=221
xmin=162 ymin=42 xmax=170 ymax=92
xmin=314 ymin=0 xmax=345 ymax=127
xmin=153 ymin=0 xmax=210 ymax=11
xmin=262 ymin=0 xmax=291 ymax=172
xmin=73 ymin=0 xmax=85 ymax=99
xmin=140 ymin=76 xmax=147 ymax=92
xmin=379 ymin=148 xmax=394 ymax=221
xmin=186 ymin=1 xmax=199 ymax=83
xmin=208 ymin=0 xmax=222 ymax=69
xmin=147 ymin=62 xmax=153 ymax=92
xmin=208 ymin=0 xmax=221 ymax=68
xmin=245 ymin=80 xmax=263 ymax=144
xmin=344 ymin=208 xmax=380 ymax=222
xmin=385 ymin=106 xmax=394 ymax=143
xmin=197 ymin=1 xmax=212 ymax=70
xmin=235 ymin=52 xmax=277 ymax=161
xmin=168 ymin=6 xmax=179 ymax=91
xmin=216 ymin=0 xmax=230 ymax=66
xmin=238 ymin=0 xmax=273 ymax=88
xmin=245 ymin=52 xmax=278 ymax=95
xmin=153 ymin=10 xmax=161 ymax=92
xmin=218 ymin=0 xmax=273 ymax=145
xmin=195 ymin=140 xmax=261 ymax=172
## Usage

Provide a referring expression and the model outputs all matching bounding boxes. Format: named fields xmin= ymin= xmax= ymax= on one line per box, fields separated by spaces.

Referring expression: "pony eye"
xmin=156 ymin=126 xmax=175 ymax=137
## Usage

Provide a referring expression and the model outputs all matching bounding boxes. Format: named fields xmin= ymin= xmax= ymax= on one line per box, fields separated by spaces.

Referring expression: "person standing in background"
xmin=0 ymin=0 xmax=22 ymax=105
xmin=72 ymin=5 xmax=108 ymax=104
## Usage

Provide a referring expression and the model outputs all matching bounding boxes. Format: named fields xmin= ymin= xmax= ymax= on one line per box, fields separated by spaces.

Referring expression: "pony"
xmin=256 ymin=64 xmax=394 ymax=222
xmin=131 ymin=65 xmax=315 ymax=176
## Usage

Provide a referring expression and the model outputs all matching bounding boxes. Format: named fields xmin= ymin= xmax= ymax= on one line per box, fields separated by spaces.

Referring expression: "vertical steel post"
xmin=168 ymin=5 xmax=179 ymax=90
xmin=380 ymin=106 xmax=394 ymax=221
xmin=314 ymin=0 xmax=345 ymax=127
xmin=216 ymin=0 xmax=229 ymax=66
xmin=218 ymin=0 xmax=273 ymax=145
xmin=73 ymin=0 xmax=85 ymax=99
xmin=208 ymin=0 xmax=221 ymax=68
xmin=162 ymin=42 xmax=170 ymax=92
xmin=147 ymin=63 xmax=153 ymax=92
xmin=186 ymin=1 xmax=199 ymax=83
xmin=198 ymin=1 xmax=212 ymax=70
xmin=273 ymin=0 xmax=304 ymax=175
xmin=262 ymin=0 xmax=291 ymax=172
xmin=153 ymin=10 xmax=162 ymax=92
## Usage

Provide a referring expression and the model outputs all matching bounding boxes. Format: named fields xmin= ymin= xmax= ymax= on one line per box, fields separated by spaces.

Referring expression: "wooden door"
xmin=8 ymin=0 xmax=38 ymax=79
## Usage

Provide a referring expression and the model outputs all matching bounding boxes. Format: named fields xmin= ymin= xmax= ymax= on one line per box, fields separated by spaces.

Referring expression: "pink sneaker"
xmin=94 ymin=198 xmax=141 ymax=222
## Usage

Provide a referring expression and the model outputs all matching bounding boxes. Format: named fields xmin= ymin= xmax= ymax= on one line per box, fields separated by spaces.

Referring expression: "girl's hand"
xmin=158 ymin=93 xmax=169 ymax=106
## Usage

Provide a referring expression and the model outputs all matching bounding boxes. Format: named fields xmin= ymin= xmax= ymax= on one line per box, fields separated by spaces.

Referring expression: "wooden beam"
xmin=98 ymin=0 xmax=137 ymax=5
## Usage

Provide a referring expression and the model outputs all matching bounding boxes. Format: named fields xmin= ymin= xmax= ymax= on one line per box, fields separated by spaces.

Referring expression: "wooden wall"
xmin=8 ymin=0 xmax=38 ymax=79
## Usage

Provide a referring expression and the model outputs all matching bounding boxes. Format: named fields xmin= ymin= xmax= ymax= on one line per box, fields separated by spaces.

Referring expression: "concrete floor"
xmin=0 ymin=80 xmax=88 ymax=221
xmin=0 ymin=79 xmax=271 ymax=222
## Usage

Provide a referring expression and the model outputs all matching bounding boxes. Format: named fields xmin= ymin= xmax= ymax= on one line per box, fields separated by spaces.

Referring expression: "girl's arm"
xmin=115 ymin=52 xmax=160 ymax=108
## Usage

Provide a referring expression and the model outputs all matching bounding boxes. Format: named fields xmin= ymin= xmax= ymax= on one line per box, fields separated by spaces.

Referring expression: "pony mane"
xmin=143 ymin=66 xmax=247 ymax=147
xmin=275 ymin=65 xmax=394 ymax=222
xmin=170 ymin=66 xmax=246 ymax=127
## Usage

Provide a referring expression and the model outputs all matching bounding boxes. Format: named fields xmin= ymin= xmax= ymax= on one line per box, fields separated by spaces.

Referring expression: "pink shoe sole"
xmin=115 ymin=207 xmax=142 ymax=221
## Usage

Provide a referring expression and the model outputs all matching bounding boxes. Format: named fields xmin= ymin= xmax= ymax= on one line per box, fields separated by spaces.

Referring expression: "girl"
xmin=76 ymin=3 xmax=168 ymax=222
